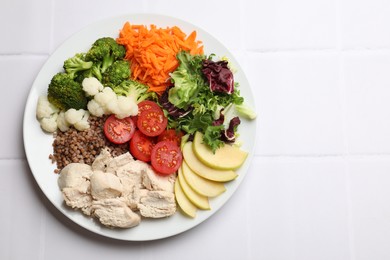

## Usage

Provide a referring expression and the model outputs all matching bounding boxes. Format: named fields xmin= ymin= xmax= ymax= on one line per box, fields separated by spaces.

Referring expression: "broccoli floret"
xmin=111 ymin=80 xmax=131 ymax=96
xmin=90 ymin=62 xmax=103 ymax=81
xmin=102 ymin=60 xmax=131 ymax=87
xmin=47 ymin=72 xmax=88 ymax=110
xmin=74 ymin=62 xmax=103 ymax=83
xmin=85 ymin=37 xmax=126 ymax=73
xmin=63 ymin=53 xmax=93 ymax=79
xmin=112 ymin=79 xmax=157 ymax=102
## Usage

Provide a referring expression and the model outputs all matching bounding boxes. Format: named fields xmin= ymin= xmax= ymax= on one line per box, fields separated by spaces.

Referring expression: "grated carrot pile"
xmin=117 ymin=22 xmax=204 ymax=94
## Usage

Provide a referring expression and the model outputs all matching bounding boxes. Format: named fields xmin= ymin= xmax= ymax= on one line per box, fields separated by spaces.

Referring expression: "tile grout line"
xmin=239 ymin=1 xmax=253 ymax=259
xmin=336 ymin=1 xmax=356 ymax=259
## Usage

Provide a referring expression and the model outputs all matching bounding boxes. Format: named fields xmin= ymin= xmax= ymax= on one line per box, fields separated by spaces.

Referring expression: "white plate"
xmin=23 ymin=13 xmax=257 ymax=241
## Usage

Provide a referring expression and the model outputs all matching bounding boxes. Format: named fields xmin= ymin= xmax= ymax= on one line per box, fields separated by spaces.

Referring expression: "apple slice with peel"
xmin=178 ymin=167 xmax=210 ymax=210
xmin=182 ymin=160 xmax=226 ymax=197
xmin=183 ymin=142 xmax=238 ymax=182
xmin=174 ymin=175 xmax=197 ymax=218
xmin=193 ymin=132 xmax=248 ymax=170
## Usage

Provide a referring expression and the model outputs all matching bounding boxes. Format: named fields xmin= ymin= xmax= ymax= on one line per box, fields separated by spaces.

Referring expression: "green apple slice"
xmin=193 ymin=132 xmax=248 ymax=170
xmin=174 ymin=176 xmax=197 ymax=218
xmin=178 ymin=167 xmax=210 ymax=210
xmin=182 ymin=160 xmax=226 ymax=197
xmin=182 ymin=142 xmax=238 ymax=182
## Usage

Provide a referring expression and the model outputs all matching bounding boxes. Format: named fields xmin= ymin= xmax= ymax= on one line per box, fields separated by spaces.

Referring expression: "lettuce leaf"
xmin=168 ymin=51 xmax=206 ymax=109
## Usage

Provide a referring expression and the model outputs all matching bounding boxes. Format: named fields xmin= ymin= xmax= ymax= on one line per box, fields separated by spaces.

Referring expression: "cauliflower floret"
xmin=105 ymin=99 xmax=120 ymax=117
xmin=74 ymin=111 xmax=90 ymax=131
xmin=65 ymin=108 xmax=86 ymax=125
xmin=36 ymin=95 xmax=60 ymax=119
xmin=105 ymin=95 xmax=138 ymax=119
xmin=87 ymin=87 xmax=117 ymax=117
xmin=87 ymin=99 xmax=105 ymax=117
xmin=114 ymin=96 xmax=138 ymax=119
xmin=64 ymin=108 xmax=90 ymax=131
xmin=40 ymin=113 xmax=58 ymax=133
xmin=36 ymin=95 xmax=60 ymax=133
xmin=94 ymin=87 xmax=117 ymax=107
xmin=57 ymin=111 xmax=70 ymax=132
xmin=82 ymin=77 xmax=104 ymax=96
xmin=87 ymin=87 xmax=137 ymax=119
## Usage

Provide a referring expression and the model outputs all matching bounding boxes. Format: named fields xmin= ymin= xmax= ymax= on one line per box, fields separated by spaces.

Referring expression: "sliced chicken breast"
xmin=92 ymin=198 xmax=141 ymax=228
xmin=90 ymin=171 xmax=123 ymax=200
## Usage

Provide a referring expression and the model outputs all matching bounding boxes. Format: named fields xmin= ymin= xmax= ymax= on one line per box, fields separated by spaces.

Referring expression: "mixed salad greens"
xmin=160 ymin=51 xmax=252 ymax=152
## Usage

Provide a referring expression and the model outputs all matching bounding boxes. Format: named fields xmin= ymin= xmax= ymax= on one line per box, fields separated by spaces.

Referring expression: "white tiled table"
xmin=2 ymin=1 xmax=390 ymax=259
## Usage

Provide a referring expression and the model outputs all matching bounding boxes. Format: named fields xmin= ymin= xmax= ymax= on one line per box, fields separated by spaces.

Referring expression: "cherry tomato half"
xmin=157 ymin=129 xmax=184 ymax=147
xmin=151 ymin=140 xmax=183 ymax=175
xmin=138 ymin=100 xmax=161 ymax=113
xmin=132 ymin=100 xmax=161 ymax=127
xmin=103 ymin=115 xmax=136 ymax=144
xmin=129 ymin=130 xmax=156 ymax=162
xmin=137 ymin=108 xmax=168 ymax=137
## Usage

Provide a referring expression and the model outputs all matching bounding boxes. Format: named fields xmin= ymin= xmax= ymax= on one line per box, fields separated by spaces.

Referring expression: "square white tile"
xmin=341 ymin=0 xmax=390 ymax=49
xmin=347 ymin=158 xmax=390 ymax=260
xmin=244 ymin=52 xmax=345 ymax=156
xmin=343 ymin=52 xmax=390 ymax=154
xmin=248 ymin=158 xmax=350 ymax=260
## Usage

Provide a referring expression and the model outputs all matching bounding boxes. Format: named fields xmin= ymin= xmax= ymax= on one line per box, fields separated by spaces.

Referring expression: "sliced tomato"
xmin=157 ymin=129 xmax=184 ymax=146
xmin=103 ymin=115 xmax=135 ymax=144
xmin=137 ymin=108 xmax=168 ymax=137
xmin=138 ymin=100 xmax=161 ymax=113
xmin=129 ymin=130 xmax=156 ymax=162
xmin=151 ymin=140 xmax=183 ymax=175
xmin=132 ymin=101 xmax=160 ymax=128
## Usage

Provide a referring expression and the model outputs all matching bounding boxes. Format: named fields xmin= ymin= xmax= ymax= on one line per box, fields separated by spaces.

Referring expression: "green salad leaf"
xmin=168 ymin=51 xmax=206 ymax=109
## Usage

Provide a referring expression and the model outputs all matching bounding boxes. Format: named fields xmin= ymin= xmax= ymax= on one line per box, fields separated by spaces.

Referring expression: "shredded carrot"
xmin=117 ymin=22 xmax=204 ymax=94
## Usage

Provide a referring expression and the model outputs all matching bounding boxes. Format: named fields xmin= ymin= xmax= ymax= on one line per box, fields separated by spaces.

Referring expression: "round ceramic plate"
xmin=23 ymin=13 xmax=257 ymax=241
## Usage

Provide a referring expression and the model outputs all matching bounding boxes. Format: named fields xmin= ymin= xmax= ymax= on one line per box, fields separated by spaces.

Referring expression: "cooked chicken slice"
xmin=142 ymin=166 xmax=176 ymax=192
xmin=58 ymin=163 xmax=93 ymax=215
xmin=62 ymin=181 xmax=93 ymax=215
xmin=115 ymin=160 xmax=148 ymax=209
xmin=90 ymin=171 xmax=123 ymax=200
xmin=92 ymin=198 xmax=141 ymax=228
xmin=91 ymin=148 xmax=112 ymax=172
xmin=138 ymin=190 xmax=176 ymax=218
xmin=105 ymin=152 xmax=134 ymax=173
xmin=116 ymin=160 xmax=148 ymax=193
xmin=57 ymin=163 xmax=93 ymax=190
xmin=123 ymin=187 xmax=149 ymax=210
